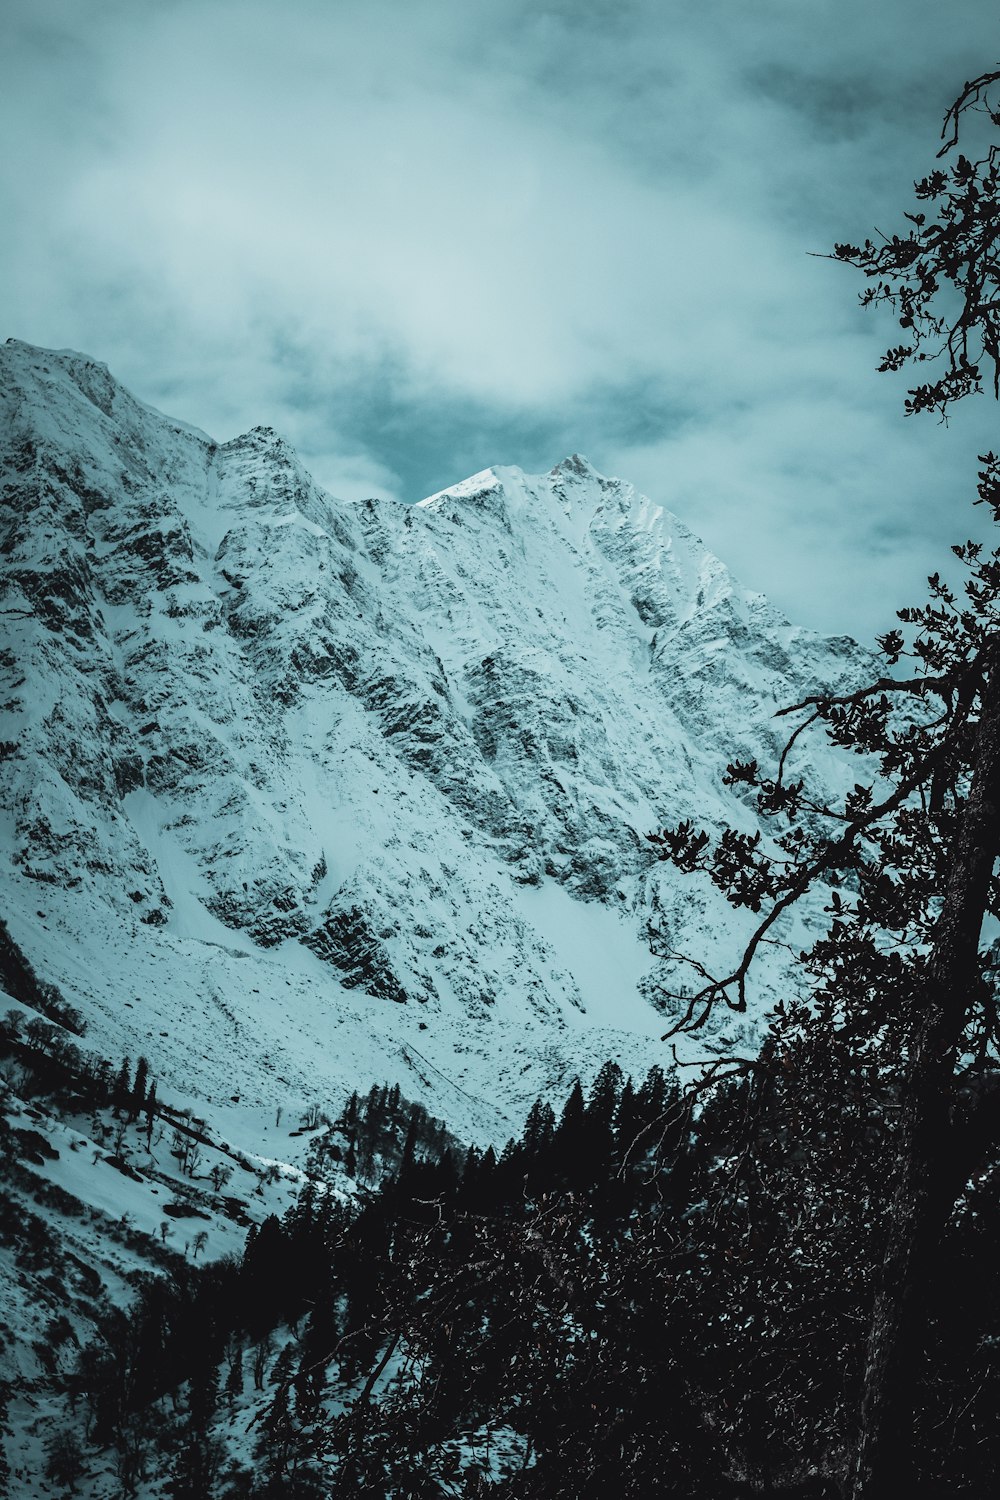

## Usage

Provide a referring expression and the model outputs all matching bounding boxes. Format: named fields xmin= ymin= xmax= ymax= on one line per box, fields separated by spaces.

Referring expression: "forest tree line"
xmin=27 ymin=1050 xmax=1000 ymax=1498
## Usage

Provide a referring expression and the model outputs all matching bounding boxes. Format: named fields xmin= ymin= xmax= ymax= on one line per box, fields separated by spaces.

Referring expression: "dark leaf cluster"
xmin=829 ymin=70 xmax=1000 ymax=418
xmin=648 ymin=454 xmax=1000 ymax=1059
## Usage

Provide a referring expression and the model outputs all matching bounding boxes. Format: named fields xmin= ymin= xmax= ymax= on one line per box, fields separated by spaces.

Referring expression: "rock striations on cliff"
xmin=0 ymin=339 xmax=868 ymax=1141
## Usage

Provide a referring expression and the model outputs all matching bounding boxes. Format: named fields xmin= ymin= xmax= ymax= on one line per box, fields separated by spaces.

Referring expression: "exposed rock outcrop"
xmin=0 ymin=339 xmax=869 ymax=1136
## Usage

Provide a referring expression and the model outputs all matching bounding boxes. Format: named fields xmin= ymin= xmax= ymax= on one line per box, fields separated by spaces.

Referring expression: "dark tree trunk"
xmin=849 ymin=662 xmax=1000 ymax=1498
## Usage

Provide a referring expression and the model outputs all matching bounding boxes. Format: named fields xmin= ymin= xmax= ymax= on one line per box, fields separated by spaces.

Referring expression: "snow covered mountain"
xmin=0 ymin=338 xmax=868 ymax=1144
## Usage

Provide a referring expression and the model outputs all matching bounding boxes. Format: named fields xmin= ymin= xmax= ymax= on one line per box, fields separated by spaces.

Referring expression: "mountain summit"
xmin=0 ymin=340 xmax=867 ymax=1138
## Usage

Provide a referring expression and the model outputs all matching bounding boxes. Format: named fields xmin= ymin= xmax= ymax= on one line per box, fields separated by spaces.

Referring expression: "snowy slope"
xmin=0 ymin=339 xmax=870 ymax=1148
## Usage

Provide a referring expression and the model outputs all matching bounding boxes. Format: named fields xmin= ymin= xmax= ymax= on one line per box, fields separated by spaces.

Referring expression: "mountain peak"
xmin=549 ymin=452 xmax=601 ymax=480
xmin=419 ymin=456 xmax=611 ymax=520
xmin=418 ymin=466 xmax=506 ymax=509
xmin=0 ymin=342 xmax=871 ymax=1150
xmin=4 ymin=336 xmax=102 ymax=364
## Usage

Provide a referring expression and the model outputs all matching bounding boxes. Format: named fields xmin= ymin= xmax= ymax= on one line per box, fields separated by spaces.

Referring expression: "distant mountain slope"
xmin=0 ymin=339 xmax=869 ymax=1139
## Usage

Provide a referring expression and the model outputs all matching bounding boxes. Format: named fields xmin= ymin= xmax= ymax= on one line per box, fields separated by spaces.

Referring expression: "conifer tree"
xmin=0 ymin=1387 xmax=11 ymax=1499
xmin=167 ymin=1363 xmax=223 ymax=1500
xmin=129 ymin=1056 xmax=149 ymax=1122
xmin=552 ymin=1077 xmax=587 ymax=1189
xmin=112 ymin=1056 xmax=131 ymax=1115
xmin=224 ymin=1345 xmax=243 ymax=1409
xmin=523 ymin=1096 xmax=556 ymax=1156
xmin=613 ymin=1075 xmax=638 ymax=1159
xmin=143 ymin=1080 xmax=157 ymax=1147
xmin=398 ymin=1111 xmax=419 ymax=1182
xmin=584 ymin=1060 xmax=623 ymax=1179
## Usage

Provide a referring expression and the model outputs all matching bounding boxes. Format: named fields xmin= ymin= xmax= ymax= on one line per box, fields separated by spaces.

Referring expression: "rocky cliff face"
xmin=0 ymin=339 xmax=868 ymax=1139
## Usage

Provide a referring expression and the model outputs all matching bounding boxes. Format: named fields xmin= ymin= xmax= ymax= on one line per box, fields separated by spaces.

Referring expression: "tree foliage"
xmin=831 ymin=70 xmax=1000 ymax=416
xmin=53 ymin=1058 xmax=1000 ymax=1496
xmin=651 ymin=66 xmax=1000 ymax=1499
xmin=650 ymin=449 xmax=1000 ymax=1055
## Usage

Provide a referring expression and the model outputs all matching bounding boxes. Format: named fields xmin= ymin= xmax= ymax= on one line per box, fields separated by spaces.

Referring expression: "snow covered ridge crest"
xmin=0 ymin=338 xmax=869 ymax=1138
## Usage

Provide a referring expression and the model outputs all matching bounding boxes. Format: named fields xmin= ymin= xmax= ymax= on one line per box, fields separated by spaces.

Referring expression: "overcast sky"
xmin=3 ymin=0 xmax=998 ymax=637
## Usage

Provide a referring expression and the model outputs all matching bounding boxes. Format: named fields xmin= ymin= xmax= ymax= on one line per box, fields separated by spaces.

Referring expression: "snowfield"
xmin=0 ymin=338 xmax=869 ymax=1148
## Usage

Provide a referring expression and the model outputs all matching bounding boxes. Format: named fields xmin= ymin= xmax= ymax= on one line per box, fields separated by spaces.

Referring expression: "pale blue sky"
xmin=3 ymin=0 xmax=998 ymax=636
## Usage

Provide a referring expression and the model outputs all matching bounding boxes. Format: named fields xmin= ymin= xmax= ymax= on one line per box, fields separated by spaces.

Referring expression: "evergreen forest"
xmin=12 ymin=1051 xmax=998 ymax=1499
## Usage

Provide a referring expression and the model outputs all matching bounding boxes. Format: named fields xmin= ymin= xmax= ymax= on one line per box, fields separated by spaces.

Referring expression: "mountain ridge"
xmin=1 ymin=338 xmax=869 ymax=1143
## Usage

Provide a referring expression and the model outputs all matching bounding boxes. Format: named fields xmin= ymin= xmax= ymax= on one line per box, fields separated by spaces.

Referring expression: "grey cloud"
xmin=1 ymin=0 xmax=997 ymax=638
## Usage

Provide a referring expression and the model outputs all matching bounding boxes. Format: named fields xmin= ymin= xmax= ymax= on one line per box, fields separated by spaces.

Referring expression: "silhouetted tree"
xmin=129 ymin=1056 xmax=149 ymax=1122
xmin=0 ymin=1384 xmax=10 ymax=1499
xmin=653 ymin=71 xmax=1000 ymax=1497
xmin=830 ymin=69 xmax=1000 ymax=419
xmin=112 ymin=1057 xmax=131 ymax=1115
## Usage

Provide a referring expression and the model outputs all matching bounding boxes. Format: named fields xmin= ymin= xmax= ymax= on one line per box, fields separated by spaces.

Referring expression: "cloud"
xmin=2 ymin=0 xmax=997 ymax=636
